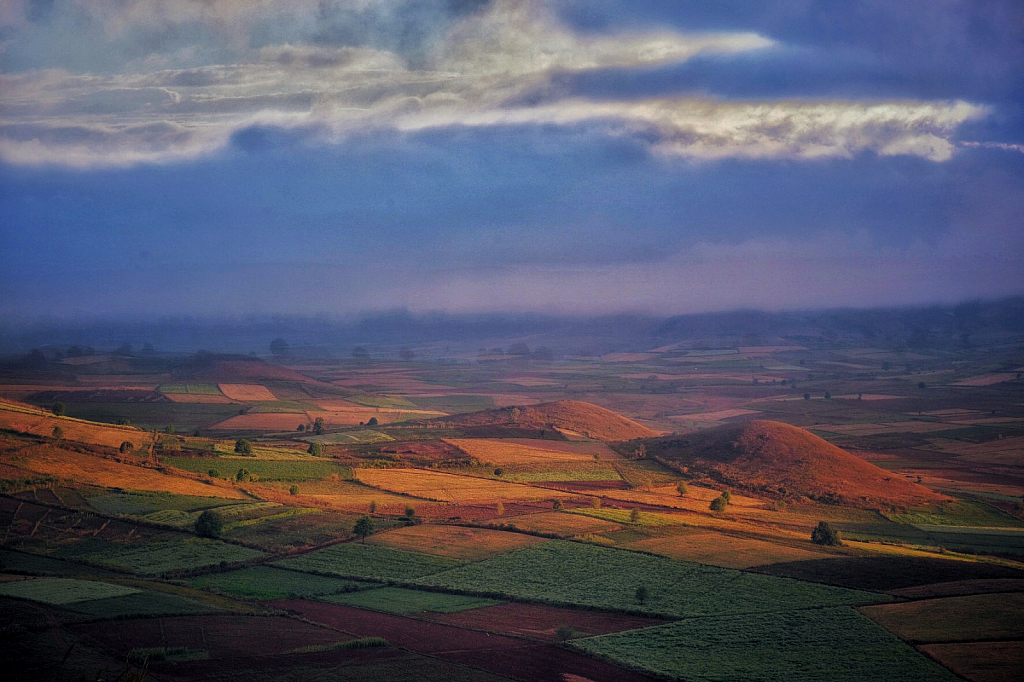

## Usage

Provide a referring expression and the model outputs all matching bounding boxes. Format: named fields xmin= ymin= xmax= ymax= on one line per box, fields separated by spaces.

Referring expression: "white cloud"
xmin=0 ymin=0 xmax=989 ymax=167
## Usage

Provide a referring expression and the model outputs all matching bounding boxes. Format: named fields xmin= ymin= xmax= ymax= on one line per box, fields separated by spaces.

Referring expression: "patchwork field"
xmin=322 ymin=586 xmax=501 ymax=614
xmin=573 ymin=607 xmax=956 ymax=681
xmin=918 ymin=641 xmax=1023 ymax=682
xmin=57 ymin=537 xmax=265 ymax=576
xmin=0 ymin=577 xmax=139 ymax=604
xmin=218 ymin=384 xmax=279 ymax=401
xmin=275 ymin=542 xmax=463 ymax=581
xmin=430 ymin=601 xmax=668 ymax=641
xmin=621 ymin=528 xmax=831 ymax=568
xmin=163 ymin=455 xmax=352 ymax=481
xmin=416 ymin=541 xmax=889 ymax=618
xmin=445 ymin=438 xmax=621 ymax=464
xmin=366 ymin=524 xmax=547 ymax=561
xmin=496 ymin=511 xmax=623 ymax=535
xmin=860 ymin=593 xmax=1024 ymax=643
xmin=355 ymin=468 xmax=576 ymax=504
xmin=190 ymin=566 xmax=371 ymax=600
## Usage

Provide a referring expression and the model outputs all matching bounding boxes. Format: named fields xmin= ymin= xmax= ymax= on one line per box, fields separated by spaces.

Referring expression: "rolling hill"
xmin=432 ymin=400 xmax=660 ymax=442
xmin=628 ymin=420 xmax=947 ymax=509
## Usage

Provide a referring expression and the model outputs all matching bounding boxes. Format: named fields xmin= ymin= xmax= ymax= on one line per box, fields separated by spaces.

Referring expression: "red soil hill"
xmin=435 ymin=400 xmax=659 ymax=442
xmin=635 ymin=420 xmax=947 ymax=509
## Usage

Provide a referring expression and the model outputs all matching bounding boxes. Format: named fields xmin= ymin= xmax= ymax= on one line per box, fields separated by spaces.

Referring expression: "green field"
xmin=158 ymin=384 xmax=223 ymax=395
xmin=408 ymin=395 xmax=495 ymax=413
xmin=163 ymin=456 xmax=353 ymax=481
xmin=86 ymin=491 xmax=247 ymax=518
xmin=507 ymin=467 xmax=621 ymax=483
xmin=275 ymin=543 xmax=462 ymax=581
xmin=65 ymin=590 xmax=217 ymax=618
xmin=884 ymin=501 xmax=1022 ymax=528
xmin=190 ymin=566 xmax=372 ymax=600
xmin=56 ymin=538 xmax=265 ymax=576
xmin=305 ymin=430 xmax=394 ymax=444
xmin=223 ymin=510 xmax=367 ymax=551
xmin=0 ymin=548 xmax=117 ymax=577
xmin=320 ymin=586 xmax=500 ymax=614
xmin=573 ymin=607 xmax=956 ymax=681
xmin=347 ymin=395 xmax=417 ymax=409
xmin=0 ymin=577 xmax=140 ymax=604
xmin=415 ymin=541 xmax=888 ymax=618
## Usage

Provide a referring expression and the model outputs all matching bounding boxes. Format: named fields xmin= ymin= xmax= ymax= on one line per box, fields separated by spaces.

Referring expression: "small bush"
xmin=52 ymin=402 xmax=66 ymax=417
xmin=553 ymin=499 xmax=564 ymax=511
xmin=811 ymin=521 xmax=843 ymax=546
xmin=308 ymin=442 xmax=325 ymax=457
xmin=52 ymin=426 xmax=63 ymax=440
xmin=635 ymin=585 xmax=649 ymax=605
xmin=208 ymin=468 xmax=220 ymax=478
xmin=195 ymin=510 xmax=223 ymax=538
xmin=289 ymin=485 xmax=299 ymax=495
xmin=236 ymin=468 xmax=251 ymax=482
xmin=234 ymin=439 xmax=253 ymax=455
xmin=676 ymin=481 xmax=688 ymax=497
xmin=120 ymin=441 xmax=134 ymax=454
xmin=710 ymin=495 xmax=728 ymax=512
xmin=353 ymin=515 xmax=375 ymax=542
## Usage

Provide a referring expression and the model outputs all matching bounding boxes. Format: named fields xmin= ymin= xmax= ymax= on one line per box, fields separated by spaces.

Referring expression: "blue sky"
xmin=1 ymin=0 xmax=1022 ymax=320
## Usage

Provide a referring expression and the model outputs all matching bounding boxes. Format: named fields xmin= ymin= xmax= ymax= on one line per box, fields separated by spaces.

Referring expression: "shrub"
xmin=630 ymin=508 xmax=641 ymax=523
xmin=404 ymin=505 xmax=416 ymax=519
xmin=556 ymin=625 xmax=576 ymax=643
xmin=120 ymin=441 xmax=134 ymax=454
xmin=803 ymin=393 xmax=811 ymax=401
xmin=289 ymin=485 xmax=299 ymax=495
xmin=118 ymin=418 xmax=131 ymax=426
xmin=635 ymin=585 xmax=649 ymax=605
xmin=234 ymin=439 xmax=253 ymax=455
xmin=710 ymin=495 xmax=729 ymax=512
xmin=52 ymin=426 xmax=63 ymax=440
xmin=313 ymin=417 xmax=325 ymax=435
xmin=195 ymin=510 xmax=223 ymax=538
xmin=494 ymin=467 xmax=504 ymax=477
xmin=165 ymin=425 xmax=175 ymax=434
xmin=307 ymin=442 xmax=324 ymax=457
xmin=824 ymin=391 xmax=832 ymax=399
xmin=676 ymin=481 xmax=688 ymax=496
xmin=367 ymin=417 xmax=378 ymax=426
xmin=208 ymin=469 xmax=220 ymax=478
xmin=553 ymin=499 xmax=564 ymax=511
xmin=353 ymin=515 xmax=375 ymax=543
xmin=236 ymin=468 xmax=251 ymax=482
xmin=721 ymin=490 xmax=731 ymax=503
xmin=52 ymin=402 xmax=66 ymax=417
xmin=811 ymin=521 xmax=843 ymax=546
xmin=297 ymin=424 xmax=305 ymax=432
xmin=369 ymin=500 xmax=377 ymax=514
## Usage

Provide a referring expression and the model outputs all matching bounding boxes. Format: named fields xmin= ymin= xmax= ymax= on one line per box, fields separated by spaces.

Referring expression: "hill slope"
xmin=632 ymin=420 xmax=946 ymax=508
xmin=435 ymin=400 xmax=659 ymax=442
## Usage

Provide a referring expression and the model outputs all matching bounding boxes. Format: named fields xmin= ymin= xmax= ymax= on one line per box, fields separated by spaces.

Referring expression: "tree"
xmin=234 ymin=439 xmax=253 ymax=455
xmin=508 ymin=342 xmax=530 ymax=356
xmin=367 ymin=417 xmax=378 ymax=426
xmin=297 ymin=424 xmax=305 ymax=432
xmin=917 ymin=381 xmax=927 ymax=389
xmin=676 ymin=481 xmax=688 ymax=497
xmin=811 ymin=521 xmax=843 ymax=546
xmin=118 ymin=418 xmax=131 ymax=426
xmin=270 ymin=337 xmax=289 ymax=358
xmin=404 ymin=505 xmax=417 ymax=519
xmin=52 ymin=426 xmax=63 ymax=440
xmin=208 ymin=468 xmax=220 ymax=478
xmin=553 ymin=499 xmax=564 ymax=511
xmin=312 ymin=417 xmax=325 ymax=435
xmin=635 ymin=585 xmax=649 ymax=605
xmin=52 ymin=402 xmax=66 ymax=417
xmin=289 ymin=485 xmax=299 ymax=495
xmin=630 ymin=508 xmax=641 ymax=523
xmin=555 ymin=625 xmax=575 ymax=643
xmin=710 ymin=495 xmax=729 ymax=512
xmin=803 ymin=393 xmax=811 ymax=401
xmin=120 ymin=441 xmax=134 ymax=454
xmin=721 ymin=490 xmax=731 ymax=503
xmin=236 ymin=468 xmax=251 ymax=482
xmin=307 ymin=442 xmax=324 ymax=456
xmin=353 ymin=515 xmax=374 ymax=542
xmin=369 ymin=500 xmax=377 ymax=514
xmin=632 ymin=443 xmax=647 ymax=460
xmin=824 ymin=391 xmax=832 ymax=399
xmin=493 ymin=468 xmax=504 ymax=477
xmin=195 ymin=510 xmax=222 ymax=538
xmin=508 ymin=407 xmax=521 ymax=424
xmin=165 ymin=425 xmax=175 ymax=434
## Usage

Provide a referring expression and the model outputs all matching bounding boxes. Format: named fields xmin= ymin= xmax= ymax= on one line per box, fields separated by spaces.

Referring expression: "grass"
xmin=56 ymin=538 xmax=265 ymax=576
xmin=65 ymin=590 xmax=217 ymax=618
xmin=320 ymin=586 xmax=500 ymax=614
xmin=571 ymin=508 xmax=685 ymax=527
xmin=0 ymin=577 xmax=140 ymax=604
xmin=366 ymin=524 xmax=547 ymax=561
xmin=572 ymin=607 xmax=957 ymax=682
xmin=190 ymin=566 xmax=373 ymax=600
xmin=86 ymin=491 xmax=244 ymax=517
xmin=348 ymin=395 xmax=417 ymax=409
xmin=223 ymin=510 xmax=368 ymax=551
xmin=0 ymin=548 xmax=117 ymax=577
xmin=884 ymin=501 xmax=1022 ymax=528
xmin=163 ymin=456 xmax=352 ymax=481
xmin=305 ymin=430 xmax=395 ymax=444
xmin=158 ymin=384 xmax=223 ymax=395
xmin=415 ymin=541 xmax=888 ymax=618
xmin=275 ymin=542 xmax=463 ymax=581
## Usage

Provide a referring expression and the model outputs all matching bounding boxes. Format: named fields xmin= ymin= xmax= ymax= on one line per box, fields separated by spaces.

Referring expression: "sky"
xmin=1 ymin=0 xmax=1022 ymax=321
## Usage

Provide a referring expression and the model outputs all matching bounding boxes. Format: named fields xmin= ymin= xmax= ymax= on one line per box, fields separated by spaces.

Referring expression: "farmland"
xmin=163 ymin=455 xmax=353 ymax=481
xmin=416 ymin=541 xmax=888 ymax=618
xmin=354 ymin=468 xmax=575 ymax=504
xmin=573 ymin=607 xmax=957 ymax=681
xmin=366 ymin=524 xmax=547 ymax=561
xmin=275 ymin=542 xmax=464 ymax=581
xmin=57 ymin=537 xmax=265 ymax=576
xmin=322 ymin=586 xmax=501 ymax=614
xmin=0 ymin=577 xmax=140 ymax=604
xmin=860 ymin=593 xmax=1024 ymax=642
xmin=190 ymin=566 xmax=372 ymax=600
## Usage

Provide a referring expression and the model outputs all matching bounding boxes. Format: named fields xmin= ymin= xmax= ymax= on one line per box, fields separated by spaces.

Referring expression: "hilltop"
xmin=433 ymin=400 xmax=660 ymax=442
xmin=628 ymin=420 xmax=947 ymax=509
xmin=172 ymin=354 xmax=315 ymax=383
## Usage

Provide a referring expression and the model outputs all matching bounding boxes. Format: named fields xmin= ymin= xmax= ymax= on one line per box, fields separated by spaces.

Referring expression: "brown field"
xmin=437 ymin=401 xmax=660 ymax=442
xmin=208 ymin=413 xmax=313 ymax=430
xmin=218 ymin=383 xmax=278 ymax=401
xmin=6 ymin=443 xmax=246 ymax=499
xmin=918 ymin=641 xmax=1023 ymax=682
xmin=445 ymin=438 xmax=620 ymax=464
xmin=667 ymin=408 xmax=761 ymax=422
xmin=0 ymin=400 xmax=152 ymax=450
xmin=860 ymin=593 xmax=1024 ymax=642
xmin=71 ymin=614 xmax=352 ymax=659
xmin=273 ymin=600 xmax=656 ymax=682
xmin=953 ymin=373 xmax=1020 ymax=387
xmin=500 ymin=511 xmax=622 ymax=535
xmin=888 ymin=579 xmax=1024 ymax=599
xmin=366 ymin=524 xmax=547 ymax=560
xmin=430 ymin=602 xmax=669 ymax=641
xmin=266 ymin=479 xmax=446 ymax=515
xmin=594 ymin=483 xmax=764 ymax=513
xmin=621 ymin=528 xmax=831 ymax=568
xmin=354 ymin=468 xmax=575 ymax=504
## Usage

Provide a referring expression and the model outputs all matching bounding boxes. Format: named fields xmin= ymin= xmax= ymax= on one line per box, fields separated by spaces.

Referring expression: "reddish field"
xmin=366 ymin=524 xmax=547 ymax=561
xmin=354 ymin=468 xmax=575 ymax=504
xmin=429 ymin=602 xmax=668 ymax=641
xmin=70 ymin=614 xmax=352 ymax=658
xmin=888 ymin=579 xmax=1024 ymax=599
xmin=918 ymin=641 xmax=1023 ymax=682
xmin=272 ymin=600 xmax=656 ymax=682
xmin=218 ymin=384 xmax=278 ymax=401
xmin=0 ymin=400 xmax=152 ymax=450
xmin=435 ymin=401 xmax=659 ymax=442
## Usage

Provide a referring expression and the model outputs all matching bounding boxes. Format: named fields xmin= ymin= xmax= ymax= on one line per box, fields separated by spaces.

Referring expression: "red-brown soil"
xmin=427 ymin=602 xmax=668 ymax=641
xmin=272 ymin=599 xmax=657 ymax=682
xmin=636 ymin=420 xmax=948 ymax=508
xmin=432 ymin=401 xmax=659 ymax=442
xmin=69 ymin=614 xmax=352 ymax=658
xmin=917 ymin=641 xmax=1023 ymax=682
xmin=887 ymin=579 xmax=1024 ymax=599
